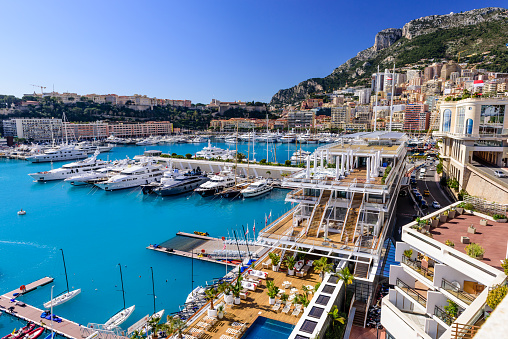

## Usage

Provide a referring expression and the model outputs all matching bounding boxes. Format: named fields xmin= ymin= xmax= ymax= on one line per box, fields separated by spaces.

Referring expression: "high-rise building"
xmin=287 ymin=111 xmax=315 ymax=128
xmin=404 ymin=104 xmax=429 ymax=131
xmin=2 ymin=118 xmax=63 ymax=142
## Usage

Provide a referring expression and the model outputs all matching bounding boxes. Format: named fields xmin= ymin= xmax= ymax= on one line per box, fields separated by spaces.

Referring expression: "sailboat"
xmin=104 ymin=263 xmax=135 ymax=329
xmin=43 ymin=249 xmax=81 ymax=309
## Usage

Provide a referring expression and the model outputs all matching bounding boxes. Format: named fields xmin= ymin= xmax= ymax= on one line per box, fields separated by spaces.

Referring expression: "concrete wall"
xmin=381 ymin=295 xmax=433 ymax=339
xmin=462 ymin=165 xmax=508 ymax=204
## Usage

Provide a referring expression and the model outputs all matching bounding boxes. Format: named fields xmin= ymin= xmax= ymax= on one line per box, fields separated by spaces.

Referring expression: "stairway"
xmin=352 ymin=300 xmax=367 ymax=327
xmin=354 ymin=257 xmax=370 ymax=279
xmin=343 ymin=193 xmax=363 ymax=243
xmin=306 ymin=190 xmax=331 ymax=237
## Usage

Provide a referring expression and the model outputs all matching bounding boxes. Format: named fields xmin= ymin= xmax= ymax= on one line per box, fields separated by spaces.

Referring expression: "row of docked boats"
xmin=106 ymin=135 xmax=209 ymax=145
xmin=216 ymin=131 xmax=339 ymax=144
xmin=1 ymin=323 xmax=45 ymax=339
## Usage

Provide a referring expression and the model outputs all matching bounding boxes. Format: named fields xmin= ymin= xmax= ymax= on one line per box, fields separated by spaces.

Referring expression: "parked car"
xmin=494 ymin=170 xmax=506 ymax=178
xmin=421 ymin=200 xmax=428 ymax=209
xmin=432 ymin=201 xmax=441 ymax=209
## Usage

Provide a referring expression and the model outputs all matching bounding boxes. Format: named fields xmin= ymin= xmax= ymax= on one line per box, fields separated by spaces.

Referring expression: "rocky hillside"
xmin=271 ymin=7 xmax=508 ymax=105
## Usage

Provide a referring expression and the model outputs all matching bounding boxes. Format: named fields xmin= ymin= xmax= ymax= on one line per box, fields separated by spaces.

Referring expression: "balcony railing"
xmin=441 ymin=279 xmax=475 ymax=305
xmin=401 ymin=255 xmax=434 ymax=281
xmin=434 ymin=305 xmax=455 ymax=326
xmin=396 ymin=278 xmax=427 ymax=307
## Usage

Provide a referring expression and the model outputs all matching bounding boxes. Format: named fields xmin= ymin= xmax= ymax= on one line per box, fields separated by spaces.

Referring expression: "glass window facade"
xmin=466 ymin=118 xmax=473 ymax=135
xmin=480 ymin=105 xmax=505 ymax=135
xmin=442 ymin=109 xmax=451 ymax=132
xmin=455 ymin=107 xmax=465 ymax=134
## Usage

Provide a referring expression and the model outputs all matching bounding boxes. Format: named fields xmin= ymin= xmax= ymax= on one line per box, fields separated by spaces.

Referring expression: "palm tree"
xmin=130 ymin=330 xmax=144 ymax=339
xmin=328 ymin=305 xmax=345 ymax=328
xmin=313 ymin=257 xmax=333 ymax=281
xmin=302 ymin=285 xmax=310 ymax=298
xmin=167 ymin=315 xmax=187 ymax=339
xmin=147 ymin=316 xmax=161 ymax=338
xmin=336 ymin=267 xmax=354 ymax=312
xmin=205 ymin=287 xmax=219 ymax=310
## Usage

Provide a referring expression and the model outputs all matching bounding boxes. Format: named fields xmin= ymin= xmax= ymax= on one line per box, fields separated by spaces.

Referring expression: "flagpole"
xmin=241 ymin=225 xmax=253 ymax=262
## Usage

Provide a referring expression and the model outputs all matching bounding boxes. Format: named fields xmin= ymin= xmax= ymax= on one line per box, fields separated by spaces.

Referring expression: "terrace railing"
xmin=396 ymin=278 xmax=427 ymax=307
xmin=441 ymin=279 xmax=475 ymax=305
xmin=434 ymin=305 xmax=455 ymax=326
xmin=401 ymin=255 xmax=434 ymax=282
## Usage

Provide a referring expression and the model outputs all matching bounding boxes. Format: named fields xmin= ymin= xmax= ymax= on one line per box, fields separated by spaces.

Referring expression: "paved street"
xmin=470 ymin=159 xmax=508 ymax=186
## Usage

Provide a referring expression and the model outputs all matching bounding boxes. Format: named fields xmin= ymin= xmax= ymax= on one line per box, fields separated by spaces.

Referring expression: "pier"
xmin=147 ymin=232 xmax=262 ymax=266
xmin=0 ymin=278 xmax=84 ymax=339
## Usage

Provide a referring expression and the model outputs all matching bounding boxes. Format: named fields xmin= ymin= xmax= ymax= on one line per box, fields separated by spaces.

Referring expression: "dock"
xmin=147 ymin=232 xmax=262 ymax=266
xmin=1 ymin=278 xmax=84 ymax=339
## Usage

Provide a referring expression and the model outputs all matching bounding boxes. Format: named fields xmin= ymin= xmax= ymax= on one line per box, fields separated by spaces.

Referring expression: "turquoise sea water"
xmin=0 ymin=142 xmax=318 ymax=335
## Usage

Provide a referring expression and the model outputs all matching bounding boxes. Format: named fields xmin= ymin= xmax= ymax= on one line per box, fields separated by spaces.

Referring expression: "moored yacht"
xmin=95 ymin=160 xmax=164 ymax=191
xmin=194 ymin=167 xmax=236 ymax=197
xmin=26 ymin=144 xmax=88 ymax=163
xmin=29 ymin=152 xmax=111 ymax=181
xmin=240 ymin=179 xmax=273 ymax=198
xmin=64 ymin=159 xmax=131 ymax=186
xmin=280 ymin=134 xmax=296 ymax=143
xmin=153 ymin=168 xmax=209 ymax=196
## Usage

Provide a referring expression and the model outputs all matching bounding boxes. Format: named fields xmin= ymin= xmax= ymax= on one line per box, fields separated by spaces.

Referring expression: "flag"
xmin=223 ymin=243 xmax=226 ymax=250
xmin=265 ymin=214 xmax=268 ymax=226
xmin=253 ymin=220 xmax=256 ymax=233
xmin=386 ymin=77 xmax=392 ymax=81
xmin=268 ymin=210 xmax=272 ymax=219
xmin=245 ymin=226 xmax=249 ymax=236
xmin=473 ymin=80 xmax=484 ymax=87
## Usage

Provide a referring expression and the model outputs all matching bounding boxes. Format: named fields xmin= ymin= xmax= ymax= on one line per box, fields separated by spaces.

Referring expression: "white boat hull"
xmin=241 ymin=186 xmax=273 ymax=198
xmin=105 ymin=305 xmax=135 ymax=329
xmin=43 ymin=289 xmax=81 ymax=308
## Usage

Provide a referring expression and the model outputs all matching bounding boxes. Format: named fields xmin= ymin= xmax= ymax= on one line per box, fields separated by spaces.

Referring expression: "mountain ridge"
xmin=270 ymin=7 xmax=508 ymax=105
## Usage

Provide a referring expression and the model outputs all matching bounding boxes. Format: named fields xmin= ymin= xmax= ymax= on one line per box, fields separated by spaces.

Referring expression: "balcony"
xmin=401 ymin=255 xmax=434 ymax=282
xmin=434 ymin=305 xmax=456 ymax=326
xmin=441 ymin=279 xmax=476 ymax=305
xmin=396 ymin=278 xmax=427 ymax=307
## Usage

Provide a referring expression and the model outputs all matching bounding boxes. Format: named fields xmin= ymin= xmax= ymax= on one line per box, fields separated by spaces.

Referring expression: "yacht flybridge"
xmin=94 ymin=160 xmax=164 ymax=191
xmin=29 ymin=151 xmax=110 ymax=181
xmin=26 ymin=144 xmax=88 ymax=163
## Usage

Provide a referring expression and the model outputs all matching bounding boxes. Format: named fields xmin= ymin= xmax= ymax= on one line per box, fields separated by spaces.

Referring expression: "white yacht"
xmin=64 ymin=159 xmax=131 ymax=186
xmin=153 ymin=168 xmax=209 ymax=196
xmin=194 ymin=141 xmax=232 ymax=160
xmin=26 ymin=144 xmax=88 ymax=163
xmin=290 ymin=150 xmax=311 ymax=165
xmin=136 ymin=136 xmax=159 ymax=146
xmin=190 ymin=136 xmax=207 ymax=143
xmin=105 ymin=305 xmax=136 ymax=329
xmin=195 ymin=168 xmax=236 ymax=197
xmin=280 ymin=134 xmax=296 ymax=143
xmin=76 ymin=141 xmax=113 ymax=154
xmin=29 ymin=152 xmax=111 ymax=181
xmin=240 ymin=179 xmax=273 ymax=198
xmin=95 ymin=160 xmax=164 ymax=191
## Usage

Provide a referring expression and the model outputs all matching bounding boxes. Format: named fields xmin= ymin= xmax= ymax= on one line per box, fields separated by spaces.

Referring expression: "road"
xmin=470 ymin=159 xmax=508 ymax=186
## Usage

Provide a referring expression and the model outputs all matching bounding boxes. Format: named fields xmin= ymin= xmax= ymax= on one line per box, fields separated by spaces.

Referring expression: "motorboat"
xmin=195 ymin=168 xmax=236 ymax=197
xmin=76 ymin=141 xmax=113 ymax=154
xmin=136 ymin=136 xmax=159 ymax=146
xmin=280 ymin=134 xmax=296 ymax=143
xmin=105 ymin=305 xmax=135 ymax=329
xmin=29 ymin=151 xmax=111 ymax=181
xmin=17 ymin=209 xmax=26 ymax=215
xmin=290 ymin=150 xmax=311 ymax=165
xmin=153 ymin=168 xmax=209 ymax=196
xmin=217 ymin=181 xmax=251 ymax=199
xmin=190 ymin=136 xmax=207 ymax=143
xmin=95 ymin=160 xmax=164 ymax=191
xmin=194 ymin=141 xmax=231 ymax=160
xmin=2 ymin=323 xmax=35 ymax=339
xmin=240 ymin=179 xmax=273 ymax=198
xmin=43 ymin=289 xmax=81 ymax=309
xmin=23 ymin=327 xmax=44 ymax=339
xmin=64 ymin=159 xmax=131 ymax=186
xmin=26 ymin=144 xmax=88 ymax=163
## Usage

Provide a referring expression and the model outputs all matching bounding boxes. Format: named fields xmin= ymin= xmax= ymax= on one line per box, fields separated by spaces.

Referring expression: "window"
xmin=442 ymin=109 xmax=451 ymax=132
xmin=315 ymin=295 xmax=330 ymax=306
xmin=308 ymin=306 xmax=325 ymax=319
xmin=322 ymin=285 xmax=336 ymax=294
xmin=466 ymin=119 xmax=473 ymax=135
xmin=480 ymin=105 xmax=505 ymax=135
xmin=300 ymin=320 xmax=318 ymax=334
xmin=455 ymin=107 xmax=465 ymax=134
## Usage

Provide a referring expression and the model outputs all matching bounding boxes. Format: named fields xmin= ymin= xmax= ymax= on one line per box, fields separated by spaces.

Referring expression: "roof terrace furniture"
xmin=461 ymin=236 xmax=470 ymax=244
xmin=262 ymin=259 xmax=272 ymax=269
xmin=468 ymin=225 xmax=476 ymax=234
xmin=480 ymin=219 xmax=488 ymax=226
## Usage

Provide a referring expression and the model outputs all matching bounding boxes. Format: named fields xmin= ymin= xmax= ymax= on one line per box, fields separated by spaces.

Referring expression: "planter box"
xmin=461 ymin=236 xmax=470 ymax=244
xmin=480 ymin=219 xmax=488 ymax=226
xmin=218 ymin=312 xmax=224 ymax=319
xmin=269 ymin=297 xmax=276 ymax=305
xmin=468 ymin=226 xmax=476 ymax=234
xmin=431 ymin=219 xmax=439 ymax=228
xmin=476 ymin=254 xmax=484 ymax=260
xmin=439 ymin=215 xmax=448 ymax=223
xmin=456 ymin=207 xmax=464 ymax=215
xmin=496 ymin=219 xmax=507 ymax=223
xmin=272 ymin=265 xmax=279 ymax=272
xmin=448 ymin=211 xmax=457 ymax=219
xmin=234 ymin=297 xmax=241 ymax=305
xmin=288 ymin=269 xmax=295 ymax=276
xmin=207 ymin=309 xmax=218 ymax=317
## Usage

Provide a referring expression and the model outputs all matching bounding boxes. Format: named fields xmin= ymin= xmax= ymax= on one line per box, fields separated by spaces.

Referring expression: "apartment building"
xmin=381 ymin=202 xmax=506 ymax=339
xmin=2 ymin=118 xmax=62 ymax=142
xmin=434 ymin=96 xmax=508 ymax=179
xmin=404 ymin=104 xmax=429 ymax=131
xmin=287 ymin=111 xmax=315 ymax=128
xmin=106 ymin=121 xmax=173 ymax=137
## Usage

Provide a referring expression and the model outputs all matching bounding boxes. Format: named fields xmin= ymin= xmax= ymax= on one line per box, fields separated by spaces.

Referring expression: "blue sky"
xmin=0 ymin=1 xmax=506 ymax=104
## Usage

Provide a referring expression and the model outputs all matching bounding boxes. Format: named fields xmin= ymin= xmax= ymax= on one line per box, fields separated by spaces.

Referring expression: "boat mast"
xmin=266 ymin=114 xmax=269 ymax=163
xmin=118 ymin=263 xmax=126 ymax=310
xmin=374 ymin=65 xmax=379 ymax=132
xmin=150 ymin=267 xmax=156 ymax=315
xmin=234 ymin=122 xmax=238 ymax=186
xmin=60 ymin=249 xmax=70 ymax=293
xmin=191 ymin=250 xmax=194 ymax=294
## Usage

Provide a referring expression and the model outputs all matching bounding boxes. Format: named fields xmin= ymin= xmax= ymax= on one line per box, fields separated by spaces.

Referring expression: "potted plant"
xmin=285 ymin=256 xmax=296 ymax=276
xmin=501 ymin=259 xmax=508 ymax=276
xmin=445 ymin=240 xmax=455 ymax=248
xmin=464 ymin=203 xmax=474 ymax=213
xmin=439 ymin=213 xmax=448 ymax=223
xmin=231 ymin=276 xmax=243 ymax=305
xmin=217 ymin=304 xmax=225 ymax=319
xmin=269 ymin=252 xmax=281 ymax=272
xmin=219 ymin=281 xmax=233 ymax=304
xmin=448 ymin=209 xmax=457 ymax=219
xmin=444 ymin=299 xmax=459 ymax=324
xmin=486 ymin=284 xmax=508 ymax=310
xmin=205 ymin=287 xmax=219 ymax=317
xmin=431 ymin=217 xmax=439 ymax=228
xmin=403 ymin=249 xmax=413 ymax=260
xmin=465 ymin=243 xmax=485 ymax=260
xmin=266 ymin=281 xmax=279 ymax=305
xmin=280 ymin=293 xmax=289 ymax=305
xmin=493 ymin=214 xmax=508 ymax=223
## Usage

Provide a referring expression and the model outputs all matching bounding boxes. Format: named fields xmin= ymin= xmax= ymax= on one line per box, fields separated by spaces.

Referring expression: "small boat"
xmin=185 ymin=286 xmax=206 ymax=304
xmin=43 ymin=289 xmax=81 ymax=309
xmin=17 ymin=210 xmax=26 ymax=215
xmin=193 ymin=231 xmax=209 ymax=237
xmin=5 ymin=324 xmax=36 ymax=339
xmin=104 ymin=305 xmax=135 ymax=329
xmin=23 ymin=327 xmax=44 ymax=339
xmin=240 ymin=180 xmax=273 ymax=198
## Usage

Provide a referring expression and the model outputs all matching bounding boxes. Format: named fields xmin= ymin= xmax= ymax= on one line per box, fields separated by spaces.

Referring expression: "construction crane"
xmin=457 ymin=50 xmax=467 ymax=63
xmin=30 ymin=84 xmax=46 ymax=96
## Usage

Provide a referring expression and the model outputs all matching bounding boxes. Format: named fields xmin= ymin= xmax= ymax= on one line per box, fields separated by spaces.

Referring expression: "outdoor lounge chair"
xmin=262 ymin=259 xmax=272 ymax=269
xmin=292 ymin=304 xmax=302 ymax=316
xmin=226 ymin=328 xmax=242 ymax=337
xmin=281 ymin=301 xmax=293 ymax=314
xmin=271 ymin=300 xmax=282 ymax=312
xmin=220 ymin=335 xmax=236 ymax=339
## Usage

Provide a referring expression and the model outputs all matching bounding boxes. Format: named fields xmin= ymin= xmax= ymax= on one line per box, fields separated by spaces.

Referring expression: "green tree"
xmin=336 ymin=267 xmax=354 ymax=311
xmin=313 ymin=257 xmax=333 ymax=281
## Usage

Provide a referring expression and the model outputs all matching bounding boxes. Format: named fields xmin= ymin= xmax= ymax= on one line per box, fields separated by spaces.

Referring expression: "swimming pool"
xmin=241 ymin=317 xmax=294 ymax=339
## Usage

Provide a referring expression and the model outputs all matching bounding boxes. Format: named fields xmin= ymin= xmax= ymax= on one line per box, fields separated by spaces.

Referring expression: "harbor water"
xmin=0 ymin=142 xmax=319 ymax=335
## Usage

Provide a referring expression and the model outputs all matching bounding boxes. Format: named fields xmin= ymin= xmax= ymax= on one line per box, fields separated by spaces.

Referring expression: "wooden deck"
xmin=181 ymin=255 xmax=322 ymax=339
xmin=0 ymin=278 xmax=84 ymax=339
xmin=3 ymin=277 xmax=54 ymax=297
xmin=147 ymin=245 xmax=230 ymax=266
